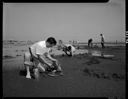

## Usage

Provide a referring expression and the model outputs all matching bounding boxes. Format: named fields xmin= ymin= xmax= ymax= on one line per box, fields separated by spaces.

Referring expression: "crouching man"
xmin=63 ymin=44 xmax=76 ymax=56
xmin=58 ymin=40 xmax=76 ymax=56
xmin=24 ymin=37 xmax=63 ymax=79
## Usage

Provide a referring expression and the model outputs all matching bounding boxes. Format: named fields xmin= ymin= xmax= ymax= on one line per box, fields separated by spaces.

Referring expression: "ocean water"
xmin=75 ymin=43 xmax=125 ymax=47
xmin=2 ymin=41 xmax=125 ymax=57
xmin=3 ymin=44 xmax=88 ymax=57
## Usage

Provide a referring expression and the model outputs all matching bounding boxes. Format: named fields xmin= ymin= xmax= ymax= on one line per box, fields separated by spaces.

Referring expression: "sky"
xmin=3 ymin=0 xmax=125 ymax=42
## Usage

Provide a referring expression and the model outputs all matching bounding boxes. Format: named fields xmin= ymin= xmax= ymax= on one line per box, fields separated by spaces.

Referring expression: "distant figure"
xmin=58 ymin=40 xmax=63 ymax=50
xmin=63 ymin=44 xmax=76 ymax=56
xmin=58 ymin=40 xmax=76 ymax=56
xmin=100 ymin=34 xmax=105 ymax=48
xmin=24 ymin=37 xmax=63 ymax=79
xmin=88 ymin=38 xmax=93 ymax=48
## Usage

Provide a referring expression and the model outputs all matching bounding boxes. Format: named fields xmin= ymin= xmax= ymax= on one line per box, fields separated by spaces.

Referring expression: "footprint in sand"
xmin=83 ymin=68 xmax=92 ymax=76
xmin=100 ymin=72 xmax=111 ymax=80
xmin=85 ymin=57 xmax=100 ymax=65
xmin=16 ymin=54 xmax=22 ymax=57
xmin=92 ymin=72 xmax=101 ymax=78
xmin=111 ymin=73 xmax=125 ymax=81
xmin=83 ymin=68 xmax=125 ymax=81
xmin=3 ymin=55 xmax=16 ymax=59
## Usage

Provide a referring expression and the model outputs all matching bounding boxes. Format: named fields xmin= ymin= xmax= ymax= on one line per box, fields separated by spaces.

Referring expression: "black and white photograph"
xmin=2 ymin=0 xmax=126 ymax=98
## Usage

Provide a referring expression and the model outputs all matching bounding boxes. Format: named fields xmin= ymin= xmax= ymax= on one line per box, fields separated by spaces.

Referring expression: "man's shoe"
xmin=55 ymin=71 xmax=64 ymax=76
xmin=48 ymin=72 xmax=57 ymax=76
xmin=26 ymin=74 xmax=31 ymax=79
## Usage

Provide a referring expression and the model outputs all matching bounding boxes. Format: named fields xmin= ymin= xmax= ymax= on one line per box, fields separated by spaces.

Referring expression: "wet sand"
xmin=2 ymin=44 xmax=126 ymax=98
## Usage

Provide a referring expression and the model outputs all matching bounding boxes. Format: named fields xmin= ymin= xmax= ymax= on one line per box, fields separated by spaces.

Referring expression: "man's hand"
xmin=54 ymin=60 xmax=60 ymax=66
xmin=46 ymin=62 xmax=54 ymax=68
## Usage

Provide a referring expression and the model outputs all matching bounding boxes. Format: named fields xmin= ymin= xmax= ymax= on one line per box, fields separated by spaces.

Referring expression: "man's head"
xmin=67 ymin=46 xmax=72 ymax=51
xmin=46 ymin=37 xmax=57 ymax=48
xmin=100 ymin=34 xmax=102 ymax=36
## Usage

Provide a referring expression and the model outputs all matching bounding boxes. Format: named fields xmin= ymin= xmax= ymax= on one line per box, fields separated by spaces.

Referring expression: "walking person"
xmin=88 ymin=38 xmax=93 ymax=48
xmin=100 ymin=34 xmax=105 ymax=48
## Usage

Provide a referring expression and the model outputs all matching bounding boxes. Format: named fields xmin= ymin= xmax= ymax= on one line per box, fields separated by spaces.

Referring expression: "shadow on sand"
xmin=19 ymin=69 xmax=27 ymax=77
xmin=85 ymin=57 xmax=100 ymax=65
xmin=83 ymin=67 xmax=125 ymax=81
xmin=19 ymin=69 xmax=36 ymax=79
xmin=3 ymin=55 xmax=16 ymax=59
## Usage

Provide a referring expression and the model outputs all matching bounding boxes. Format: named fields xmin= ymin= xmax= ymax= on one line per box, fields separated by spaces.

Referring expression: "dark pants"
xmin=29 ymin=47 xmax=34 ymax=62
xmin=101 ymin=43 xmax=105 ymax=48
xmin=88 ymin=42 xmax=93 ymax=48
xmin=28 ymin=47 xmax=42 ymax=69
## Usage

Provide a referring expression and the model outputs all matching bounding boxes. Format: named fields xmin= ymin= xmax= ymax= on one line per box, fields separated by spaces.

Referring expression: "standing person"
xmin=88 ymin=38 xmax=93 ymax=48
xmin=24 ymin=37 xmax=63 ymax=79
xmin=100 ymin=34 xmax=105 ymax=48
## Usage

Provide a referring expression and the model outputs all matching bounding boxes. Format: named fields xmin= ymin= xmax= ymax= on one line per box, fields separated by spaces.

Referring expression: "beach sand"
xmin=2 ymin=43 xmax=126 ymax=98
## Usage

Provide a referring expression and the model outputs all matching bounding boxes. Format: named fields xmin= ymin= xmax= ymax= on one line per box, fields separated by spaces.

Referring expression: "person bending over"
xmin=24 ymin=37 xmax=62 ymax=79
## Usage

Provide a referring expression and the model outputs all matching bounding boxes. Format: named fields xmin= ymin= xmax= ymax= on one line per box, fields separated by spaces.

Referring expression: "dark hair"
xmin=67 ymin=46 xmax=71 ymax=51
xmin=46 ymin=37 xmax=57 ymax=45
